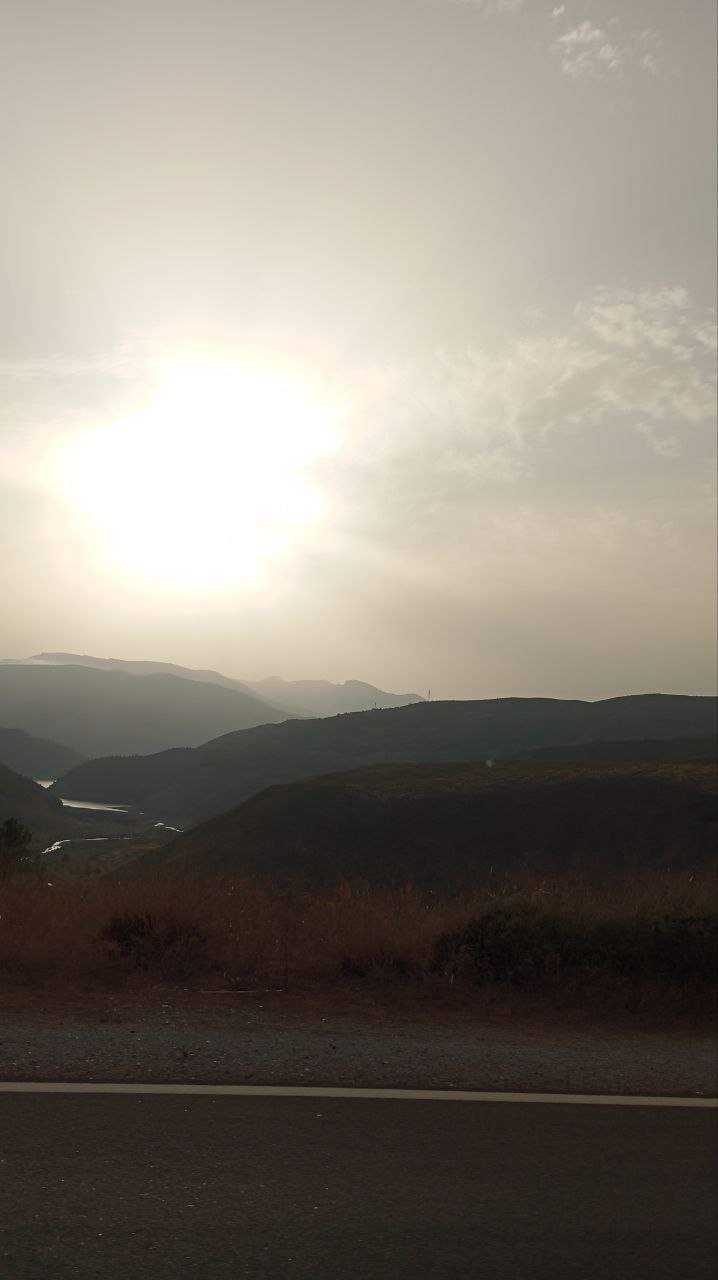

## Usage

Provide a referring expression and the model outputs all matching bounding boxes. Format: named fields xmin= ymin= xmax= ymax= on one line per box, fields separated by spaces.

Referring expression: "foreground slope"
xmin=0 ymin=663 xmax=293 ymax=757
xmin=151 ymin=759 xmax=718 ymax=886
xmin=0 ymin=727 xmax=84 ymax=778
xmin=56 ymin=693 xmax=718 ymax=826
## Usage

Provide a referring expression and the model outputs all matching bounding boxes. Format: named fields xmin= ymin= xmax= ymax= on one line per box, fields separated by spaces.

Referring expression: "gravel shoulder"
xmin=1 ymin=986 xmax=715 ymax=1096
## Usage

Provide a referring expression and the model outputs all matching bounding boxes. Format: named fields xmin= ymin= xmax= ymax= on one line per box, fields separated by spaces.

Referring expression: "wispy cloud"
xmin=550 ymin=13 xmax=663 ymax=81
xmin=340 ymin=285 xmax=715 ymax=487
xmin=433 ymin=1 xmax=666 ymax=84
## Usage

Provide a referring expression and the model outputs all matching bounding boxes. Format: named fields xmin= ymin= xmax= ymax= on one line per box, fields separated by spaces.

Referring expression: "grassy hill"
xmin=0 ymin=760 xmax=72 ymax=846
xmin=0 ymin=663 xmax=294 ymax=757
xmin=513 ymin=736 xmax=717 ymax=764
xmin=149 ymin=759 xmax=718 ymax=887
xmin=0 ymin=727 xmax=84 ymax=778
xmin=53 ymin=694 xmax=717 ymax=826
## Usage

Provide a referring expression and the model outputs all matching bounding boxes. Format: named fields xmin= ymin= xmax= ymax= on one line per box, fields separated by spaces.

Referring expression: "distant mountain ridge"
xmin=243 ymin=677 xmax=424 ymax=717
xmin=0 ymin=662 xmax=292 ymax=758
xmin=4 ymin=654 xmax=424 ymax=719
xmin=21 ymin=652 xmax=298 ymax=713
xmin=52 ymin=694 xmax=717 ymax=827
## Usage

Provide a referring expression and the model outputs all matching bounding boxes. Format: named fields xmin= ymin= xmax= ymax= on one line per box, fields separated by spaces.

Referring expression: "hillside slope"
xmin=0 ymin=727 xmax=84 ymax=778
xmin=513 ymin=736 xmax=717 ymax=764
xmin=54 ymin=694 xmax=717 ymax=826
xmin=152 ymin=759 xmax=718 ymax=887
xmin=0 ymin=761 xmax=71 ymax=845
xmin=0 ymin=664 xmax=293 ymax=757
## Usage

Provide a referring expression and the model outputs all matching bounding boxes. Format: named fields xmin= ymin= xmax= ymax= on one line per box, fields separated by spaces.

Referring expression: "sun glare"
xmin=55 ymin=358 xmax=335 ymax=593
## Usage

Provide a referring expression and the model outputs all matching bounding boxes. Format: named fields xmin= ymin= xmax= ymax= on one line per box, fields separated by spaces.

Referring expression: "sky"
xmin=1 ymin=0 xmax=716 ymax=699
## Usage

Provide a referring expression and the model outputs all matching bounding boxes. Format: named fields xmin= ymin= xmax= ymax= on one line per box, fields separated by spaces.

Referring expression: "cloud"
xmin=432 ymin=2 xmax=666 ymax=85
xmin=551 ymin=15 xmax=663 ymax=80
xmin=634 ymin=422 xmax=682 ymax=459
xmin=339 ymin=285 xmax=715 ymax=482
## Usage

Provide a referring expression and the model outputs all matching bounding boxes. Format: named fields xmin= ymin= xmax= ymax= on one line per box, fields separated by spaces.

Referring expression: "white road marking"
xmin=0 ymin=1082 xmax=715 ymax=1107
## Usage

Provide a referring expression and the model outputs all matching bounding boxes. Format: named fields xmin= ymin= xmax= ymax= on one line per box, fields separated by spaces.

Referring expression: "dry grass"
xmin=1 ymin=868 xmax=715 ymax=1006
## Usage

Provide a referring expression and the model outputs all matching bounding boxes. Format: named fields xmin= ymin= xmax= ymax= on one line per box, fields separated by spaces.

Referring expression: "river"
xmin=35 ymin=779 xmax=128 ymax=813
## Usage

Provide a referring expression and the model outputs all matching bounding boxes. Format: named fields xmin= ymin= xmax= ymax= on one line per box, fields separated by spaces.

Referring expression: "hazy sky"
xmin=1 ymin=0 xmax=716 ymax=698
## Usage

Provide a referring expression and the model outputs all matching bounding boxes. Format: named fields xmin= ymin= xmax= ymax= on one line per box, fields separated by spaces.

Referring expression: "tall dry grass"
xmin=0 ymin=868 xmax=715 ymax=993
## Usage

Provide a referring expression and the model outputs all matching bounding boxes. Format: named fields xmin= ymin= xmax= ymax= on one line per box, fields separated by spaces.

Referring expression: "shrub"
xmin=433 ymin=905 xmax=582 ymax=985
xmin=433 ymin=906 xmax=718 ymax=987
xmin=100 ymin=912 xmax=209 ymax=979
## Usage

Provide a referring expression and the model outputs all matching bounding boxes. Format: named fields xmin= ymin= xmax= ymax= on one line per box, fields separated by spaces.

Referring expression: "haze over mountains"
xmin=0 ymin=655 xmax=423 ymax=758
xmin=243 ymin=677 xmax=424 ymax=718
xmin=52 ymin=694 xmax=717 ymax=828
xmin=0 ymin=662 xmax=289 ymax=758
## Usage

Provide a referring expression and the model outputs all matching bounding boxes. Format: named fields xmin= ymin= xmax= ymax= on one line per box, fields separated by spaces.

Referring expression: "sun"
xmin=55 ymin=357 xmax=335 ymax=593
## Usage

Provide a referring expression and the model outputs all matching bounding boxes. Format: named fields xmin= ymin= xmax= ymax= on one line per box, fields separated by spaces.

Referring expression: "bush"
xmin=433 ymin=907 xmax=718 ymax=987
xmin=100 ymin=912 xmax=209 ymax=979
xmin=433 ymin=906 xmax=581 ymax=985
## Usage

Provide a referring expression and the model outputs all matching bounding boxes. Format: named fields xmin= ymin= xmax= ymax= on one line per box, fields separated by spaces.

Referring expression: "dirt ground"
xmin=1 ymin=982 xmax=715 ymax=1096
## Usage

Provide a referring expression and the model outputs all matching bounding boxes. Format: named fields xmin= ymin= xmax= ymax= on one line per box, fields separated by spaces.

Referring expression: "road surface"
xmin=0 ymin=1089 xmax=715 ymax=1279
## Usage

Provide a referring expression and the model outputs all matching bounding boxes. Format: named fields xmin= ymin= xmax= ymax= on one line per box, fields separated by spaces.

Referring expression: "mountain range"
xmin=242 ymin=676 xmax=424 ymax=717
xmin=51 ymin=693 xmax=717 ymax=827
xmin=0 ymin=654 xmax=423 ymax=756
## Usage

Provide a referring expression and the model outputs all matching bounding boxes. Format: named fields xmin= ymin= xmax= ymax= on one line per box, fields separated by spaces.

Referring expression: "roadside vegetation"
xmin=1 ymin=867 xmax=715 ymax=1024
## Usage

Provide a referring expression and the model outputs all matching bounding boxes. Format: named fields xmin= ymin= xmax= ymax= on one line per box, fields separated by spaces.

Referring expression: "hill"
xmin=244 ymin=677 xmax=424 ymax=717
xmin=512 ymin=736 xmax=717 ymax=764
xmin=53 ymin=694 xmax=717 ymax=827
xmin=0 ymin=760 xmax=72 ymax=846
xmin=0 ymin=727 xmax=85 ymax=779
xmin=0 ymin=663 xmax=293 ymax=757
xmin=149 ymin=759 xmax=718 ymax=887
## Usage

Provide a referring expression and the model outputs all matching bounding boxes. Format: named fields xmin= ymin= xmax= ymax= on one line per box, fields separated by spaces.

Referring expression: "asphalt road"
xmin=0 ymin=1093 xmax=715 ymax=1279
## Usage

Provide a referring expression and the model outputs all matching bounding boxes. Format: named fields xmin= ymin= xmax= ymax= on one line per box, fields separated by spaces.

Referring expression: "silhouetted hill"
xmin=53 ymin=694 xmax=717 ymax=826
xmin=244 ymin=677 xmax=423 ymax=717
xmin=0 ymin=727 xmax=85 ymax=778
xmin=0 ymin=760 xmax=71 ymax=845
xmin=150 ymin=759 xmax=718 ymax=887
xmin=0 ymin=663 xmax=293 ymax=757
